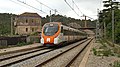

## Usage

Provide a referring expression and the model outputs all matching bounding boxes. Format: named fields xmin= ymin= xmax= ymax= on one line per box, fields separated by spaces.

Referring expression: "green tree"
xmin=99 ymin=0 xmax=120 ymax=44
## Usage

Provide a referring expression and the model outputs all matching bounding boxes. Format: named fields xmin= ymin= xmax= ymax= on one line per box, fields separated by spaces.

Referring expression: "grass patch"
xmin=17 ymin=42 xmax=33 ymax=46
xmin=99 ymin=38 xmax=107 ymax=49
xmin=105 ymin=39 xmax=120 ymax=56
xmin=112 ymin=61 xmax=120 ymax=67
xmin=113 ymin=47 xmax=120 ymax=57
xmin=92 ymin=48 xmax=114 ymax=56
xmin=93 ymin=38 xmax=115 ymax=56
xmin=101 ymin=49 xmax=114 ymax=56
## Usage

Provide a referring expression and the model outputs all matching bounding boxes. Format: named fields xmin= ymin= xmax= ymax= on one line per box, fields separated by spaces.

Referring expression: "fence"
xmin=0 ymin=36 xmax=27 ymax=46
xmin=27 ymin=36 xmax=40 ymax=43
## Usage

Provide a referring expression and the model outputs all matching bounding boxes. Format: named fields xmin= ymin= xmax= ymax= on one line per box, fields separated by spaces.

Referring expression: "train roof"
xmin=61 ymin=24 xmax=85 ymax=34
xmin=43 ymin=22 xmax=86 ymax=34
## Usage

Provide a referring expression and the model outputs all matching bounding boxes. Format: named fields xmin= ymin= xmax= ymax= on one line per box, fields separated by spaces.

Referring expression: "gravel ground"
xmin=86 ymin=41 xmax=120 ymax=67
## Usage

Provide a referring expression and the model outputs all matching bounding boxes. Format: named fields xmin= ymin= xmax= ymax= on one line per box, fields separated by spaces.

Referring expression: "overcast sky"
xmin=0 ymin=0 xmax=103 ymax=19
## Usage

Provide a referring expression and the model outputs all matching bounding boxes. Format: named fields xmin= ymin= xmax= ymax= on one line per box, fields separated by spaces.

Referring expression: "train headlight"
xmin=41 ymin=37 xmax=44 ymax=44
xmin=54 ymin=38 xmax=58 ymax=44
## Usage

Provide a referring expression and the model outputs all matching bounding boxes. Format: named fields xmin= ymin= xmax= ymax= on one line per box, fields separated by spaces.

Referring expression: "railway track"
xmin=0 ymin=47 xmax=55 ymax=67
xmin=0 ymin=47 xmax=48 ymax=61
xmin=36 ymin=38 xmax=93 ymax=67
xmin=65 ymin=38 xmax=93 ymax=67
xmin=0 ymin=39 xmax=90 ymax=67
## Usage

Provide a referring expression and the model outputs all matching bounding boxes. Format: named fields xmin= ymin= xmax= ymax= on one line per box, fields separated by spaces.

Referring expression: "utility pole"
xmin=84 ymin=15 xmax=87 ymax=28
xmin=112 ymin=9 xmax=114 ymax=46
xmin=50 ymin=10 xmax=51 ymax=22
xmin=11 ymin=15 xmax=13 ymax=36
xmin=96 ymin=19 xmax=98 ymax=40
xmin=54 ymin=9 xmax=57 ymax=15
xmin=104 ymin=21 xmax=106 ymax=39
xmin=111 ymin=0 xmax=115 ymax=46
xmin=96 ymin=9 xmax=99 ymax=40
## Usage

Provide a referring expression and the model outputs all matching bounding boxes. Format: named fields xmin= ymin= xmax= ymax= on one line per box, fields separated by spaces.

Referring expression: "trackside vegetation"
xmin=99 ymin=0 xmax=120 ymax=44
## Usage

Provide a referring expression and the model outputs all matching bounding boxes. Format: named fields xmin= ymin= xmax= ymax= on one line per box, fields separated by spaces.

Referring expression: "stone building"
xmin=14 ymin=12 xmax=41 ymax=35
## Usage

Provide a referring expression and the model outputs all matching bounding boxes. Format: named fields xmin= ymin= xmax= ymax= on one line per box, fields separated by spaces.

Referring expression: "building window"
xmin=26 ymin=19 xmax=28 ymax=23
xmin=32 ymin=19 xmax=34 ymax=23
xmin=26 ymin=28 xmax=28 ymax=32
xmin=32 ymin=28 xmax=34 ymax=32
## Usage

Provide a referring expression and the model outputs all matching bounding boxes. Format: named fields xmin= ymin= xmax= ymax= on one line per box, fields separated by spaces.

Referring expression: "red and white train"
xmin=41 ymin=22 xmax=87 ymax=46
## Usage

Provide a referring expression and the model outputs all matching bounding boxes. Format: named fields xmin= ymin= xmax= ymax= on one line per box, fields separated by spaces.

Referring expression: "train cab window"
xmin=43 ymin=24 xmax=59 ymax=36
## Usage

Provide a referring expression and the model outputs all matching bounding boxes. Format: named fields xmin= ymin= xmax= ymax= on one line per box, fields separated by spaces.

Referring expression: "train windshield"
xmin=43 ymin=24 xmax=59 ymax=36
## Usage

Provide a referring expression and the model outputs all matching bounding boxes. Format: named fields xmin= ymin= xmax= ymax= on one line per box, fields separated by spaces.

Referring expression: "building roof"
xmin=19 ymin=12 xmax=41 ymax=18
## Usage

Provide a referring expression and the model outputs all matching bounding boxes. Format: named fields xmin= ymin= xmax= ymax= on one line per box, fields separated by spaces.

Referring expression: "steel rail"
xmin=65 ymin=38 xmax=93 ymax=67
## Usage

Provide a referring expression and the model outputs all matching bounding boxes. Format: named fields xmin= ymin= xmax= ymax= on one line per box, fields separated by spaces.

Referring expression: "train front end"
xmin=41 ymin=22 xmax=61 ymax=46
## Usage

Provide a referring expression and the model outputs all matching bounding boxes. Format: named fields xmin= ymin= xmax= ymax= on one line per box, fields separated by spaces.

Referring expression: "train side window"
xmin=61 ymin=26 xmax=63 ymax=33
xmin=63 ymin=29 xmax=68 ymax=35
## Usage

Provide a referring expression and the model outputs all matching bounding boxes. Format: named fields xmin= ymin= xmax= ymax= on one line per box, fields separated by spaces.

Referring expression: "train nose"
xmin=44 ymin=37 xmax=54 ymax=44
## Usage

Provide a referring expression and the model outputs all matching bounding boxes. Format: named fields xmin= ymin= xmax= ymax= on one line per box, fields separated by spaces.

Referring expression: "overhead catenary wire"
xmin=9 ymin=0 xmax=38 ymax=14
xmin=72 ymin=0 xmax=83 ymax=15
xmin=36 ymin=0 xmax=83 ymax=21
xmin=65 ymin=0 xmax=95 ymax=20
xmin=9 ymin=0 xmax=25 ymax=7
xmin=73 ymin=0 xmax=94 ymax=20
xmin=64 ymin=0 xmax=81 ymax=18
xmin=36 ymin=0 xmax=67 ymax=22
xmin=9 ymin=0 xmax=32 ymax=11
xmin=36 ymin=0 xmax=55 ymax=12
xmin=17 ymin=0 xmax=47 ymax=14
xmin=35 ymin=0 xmax=62 ymax=14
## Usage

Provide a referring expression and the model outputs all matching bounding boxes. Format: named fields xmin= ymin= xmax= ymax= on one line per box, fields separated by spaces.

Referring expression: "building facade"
xmin=14 ymin=12 xmax=41 ymax=35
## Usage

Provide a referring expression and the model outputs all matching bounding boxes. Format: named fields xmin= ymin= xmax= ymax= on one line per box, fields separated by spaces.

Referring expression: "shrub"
xmin=93 ymin=48 xmax=97 ymax=55
xmin=102 ymin=49 xmax=112 ymax=56
xmin=17 ymin=42 xmax=26 ymax=46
